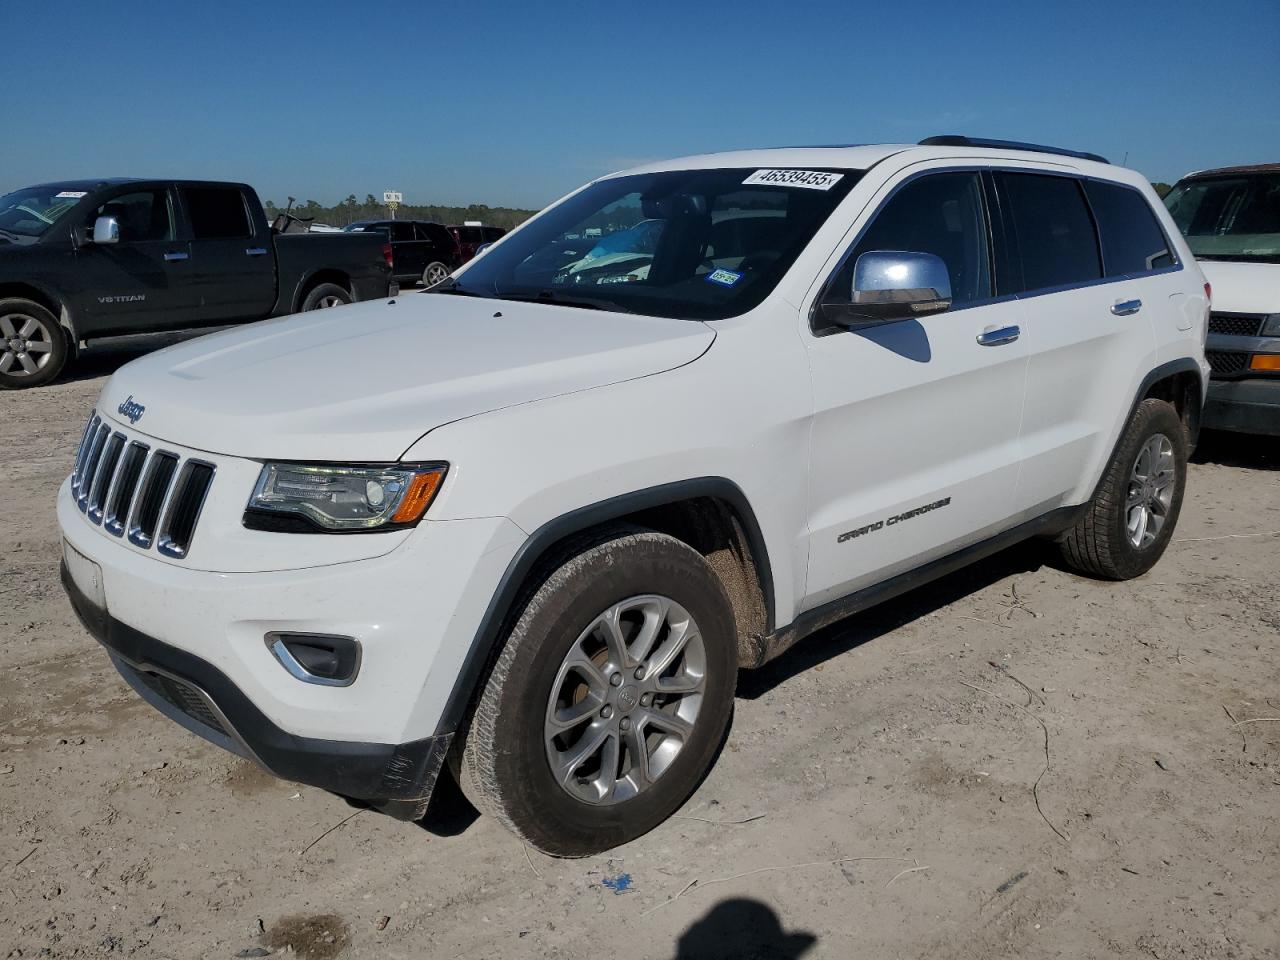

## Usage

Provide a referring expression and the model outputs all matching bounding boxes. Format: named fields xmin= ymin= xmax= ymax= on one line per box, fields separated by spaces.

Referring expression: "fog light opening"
xmin=267 ymin=632 xmax=361 ymax=687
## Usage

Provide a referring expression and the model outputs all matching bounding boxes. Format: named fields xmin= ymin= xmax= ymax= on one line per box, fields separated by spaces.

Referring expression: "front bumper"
xmin=63 ymin=559 xmax=451 ymax=817
xmin=1203 ymin=378 xmax=1280 ymax=436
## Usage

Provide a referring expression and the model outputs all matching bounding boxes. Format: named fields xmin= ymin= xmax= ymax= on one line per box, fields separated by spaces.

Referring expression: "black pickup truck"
xmin=0 ymin=179 xmax=393 ymax=388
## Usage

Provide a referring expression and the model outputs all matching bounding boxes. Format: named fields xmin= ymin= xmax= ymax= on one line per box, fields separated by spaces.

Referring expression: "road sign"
xmin=383 ymin=191 xmax=402 ymax=204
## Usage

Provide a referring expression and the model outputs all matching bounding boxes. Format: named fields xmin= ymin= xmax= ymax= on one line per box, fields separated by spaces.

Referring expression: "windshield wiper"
xmin=498 ymin=289 xmax=633 ymax=313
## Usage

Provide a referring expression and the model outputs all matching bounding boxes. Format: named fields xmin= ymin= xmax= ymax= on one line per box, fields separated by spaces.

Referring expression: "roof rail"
xmin=919 ymin=135 xmax=1109 ymax=165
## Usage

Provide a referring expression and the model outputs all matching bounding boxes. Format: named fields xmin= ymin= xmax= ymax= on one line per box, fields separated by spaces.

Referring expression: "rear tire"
xmin=422 ymin=262 xmax=451 ymax=289
xmin=458 ymin=529 xmax=737 ymax=856
xmin=300 ymin=283 xmax=352 ymax=311
xmin=1058 ymin=398 xmax=1187 ymax=580
xmin=0 ymin=298 xmax=67 ymax=389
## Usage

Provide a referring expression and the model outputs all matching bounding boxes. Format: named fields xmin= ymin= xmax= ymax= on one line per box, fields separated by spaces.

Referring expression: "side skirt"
xmin=752 ymin=503 xmax=1084 ymax=666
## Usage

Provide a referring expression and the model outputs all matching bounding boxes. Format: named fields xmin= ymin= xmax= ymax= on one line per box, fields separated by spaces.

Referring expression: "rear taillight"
xmin=382 ymin=242 xmax=394 ymax=268
xmin=1202 ymin=282 xmax=1212 ymax=347
xmin=1204 ymin=281 xmax=1212 ymax=304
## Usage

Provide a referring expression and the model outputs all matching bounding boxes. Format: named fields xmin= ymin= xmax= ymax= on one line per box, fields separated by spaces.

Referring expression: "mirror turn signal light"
xmin=1249 ymin=355 xmax=1280 ymax=372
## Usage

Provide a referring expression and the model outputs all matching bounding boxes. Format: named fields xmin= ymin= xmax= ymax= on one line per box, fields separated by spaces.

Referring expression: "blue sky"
xmin=3 ymin=0 xmax=1277 ymax=209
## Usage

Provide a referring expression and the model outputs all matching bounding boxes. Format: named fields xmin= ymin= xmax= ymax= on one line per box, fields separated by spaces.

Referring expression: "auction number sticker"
xmin=55 ymin=191 xmax=88 ymax=199
xmin=743 ymin=169 xmax=843 ymax=190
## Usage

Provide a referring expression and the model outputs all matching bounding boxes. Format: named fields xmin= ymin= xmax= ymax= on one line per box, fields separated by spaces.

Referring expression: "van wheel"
xmin=458 ymin=529 xmax=737 ymax=856
xmin=1058 ymin=398 xmax=1187 ymax=580
xmin=301 ymin=283 xmax=351 ymax=310
xmin=0 ymin=299 xmax=68 ymax=389
xmin=422 ymin=262 xmax=451 ymax=289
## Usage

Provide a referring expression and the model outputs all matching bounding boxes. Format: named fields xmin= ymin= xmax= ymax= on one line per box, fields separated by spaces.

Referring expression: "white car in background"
xmin=60 ymin=136 xmax=1207 ymax=856
xmin=1164 ymin=164 xmax=1280 ymax=435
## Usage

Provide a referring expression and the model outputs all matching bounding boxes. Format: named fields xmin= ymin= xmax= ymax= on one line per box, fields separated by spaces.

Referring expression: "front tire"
xmin=458 ymin=530 xmax=737 ymax=856
xmin=0 ymin=298 xmax=67 ymax=390
xmin=300 ymin=282 xmax=352 ymax=311
xmin=422 ymin=262 xmax=451 ymax=289
xmin=1058 ymin=398 xmax=1188 ymax=580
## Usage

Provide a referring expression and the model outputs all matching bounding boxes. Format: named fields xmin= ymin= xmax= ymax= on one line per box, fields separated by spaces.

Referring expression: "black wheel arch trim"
xmin=1132 ymin=356 xmax=1205 ymax=445
xmin=433 ymin=476 xmax=774 ymax=737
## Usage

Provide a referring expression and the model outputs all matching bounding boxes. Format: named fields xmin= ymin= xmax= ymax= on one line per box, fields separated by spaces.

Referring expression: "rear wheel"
xmin=0 ymin=299 xmax=67 ymax=389
xmin=422 ymin=262 xmax=451 ymax=289
xmin=458 ymin=530 xmax=737 ymax=856
xmin=301 ymin=282 xmax=352 ymax=311
xmin=1058 ymin=398 xmax=1187 ymax=579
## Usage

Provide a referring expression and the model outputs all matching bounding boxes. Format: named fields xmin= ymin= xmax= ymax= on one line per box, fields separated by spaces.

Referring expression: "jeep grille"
xmin=70 ymin=412 xmax=215 ymax=559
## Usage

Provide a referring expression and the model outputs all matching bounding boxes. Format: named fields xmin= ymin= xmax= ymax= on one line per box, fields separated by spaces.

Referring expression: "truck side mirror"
xmin=92 ymin=215 xmax=120 ymax=245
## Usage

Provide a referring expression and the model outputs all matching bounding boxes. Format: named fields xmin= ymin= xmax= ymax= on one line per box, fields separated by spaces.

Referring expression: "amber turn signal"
xmin=1249 ymin=354 xmax=1280 ymax=372
xmin=391 ymin=469 xmax=446 ymax=523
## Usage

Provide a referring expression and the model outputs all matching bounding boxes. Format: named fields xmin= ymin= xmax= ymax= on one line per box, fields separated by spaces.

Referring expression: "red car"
xmin=448 ymin=224 xmax=506 ymax=264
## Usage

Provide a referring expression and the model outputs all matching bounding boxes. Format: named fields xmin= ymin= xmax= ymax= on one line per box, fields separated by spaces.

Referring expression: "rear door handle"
xmin=245 ymin=247 xmax=268 ymax=257
xmin=977 ymin=324 xmax=1020 ymax=346
xmin=163 ymin=251 xmax=189 ymax=262
xmin=1111 ymin=298 xmax=1142 ymax=316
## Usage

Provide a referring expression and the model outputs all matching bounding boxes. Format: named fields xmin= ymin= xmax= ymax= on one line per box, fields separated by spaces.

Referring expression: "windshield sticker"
xmin=743 ymin=169 xmax=843 ymax=191
xmin=55 ymin=191 xmax=88 ymax=199
xmin=706 ymin=268 xmax=743 ymax=287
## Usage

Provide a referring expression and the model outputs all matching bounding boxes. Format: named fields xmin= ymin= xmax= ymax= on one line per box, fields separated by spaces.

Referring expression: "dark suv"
xmin=448 ymin=224 xmax=507 ymax=265
xmin=345 ymin=220 xmax=459 ymax=287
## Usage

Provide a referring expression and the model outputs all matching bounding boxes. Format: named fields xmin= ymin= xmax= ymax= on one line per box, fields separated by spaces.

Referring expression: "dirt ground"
xmin=2 ymin=330 xmax=1278 ymax=960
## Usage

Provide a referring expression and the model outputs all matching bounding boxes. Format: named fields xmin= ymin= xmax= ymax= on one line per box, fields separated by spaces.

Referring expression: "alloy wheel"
xmin=0 ymin=313 xmax=55 ymax=378
xmin=544 ymin=595 xmax=706 ymax=805
xmin=1126 ymin=433 xmax=1175 ymax=549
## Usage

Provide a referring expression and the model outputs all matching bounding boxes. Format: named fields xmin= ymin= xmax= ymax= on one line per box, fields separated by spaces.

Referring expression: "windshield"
xmin=1164 ymin=173 xmax=1280 ymax=262
xmin=0 ymin=186 xmax=89 ymax=244
xmin=445 ymin=167 xmax=860 ymax=319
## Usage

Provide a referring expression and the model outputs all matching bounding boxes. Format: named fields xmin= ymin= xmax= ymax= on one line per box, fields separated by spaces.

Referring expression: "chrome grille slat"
xmin=76 ymin=423 xmax=111 ymax=512
xmin=87 ymin=433 xmax=126 ymax=524
xmin=67 ymin=410 xmax=216 ymax=558
xmin=104 ymin=441 xmax=149 ymax=537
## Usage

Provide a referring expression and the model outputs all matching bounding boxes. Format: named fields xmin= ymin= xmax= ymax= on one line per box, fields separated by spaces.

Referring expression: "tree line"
xmin=262 ymin=195 xmax=538 ymax=230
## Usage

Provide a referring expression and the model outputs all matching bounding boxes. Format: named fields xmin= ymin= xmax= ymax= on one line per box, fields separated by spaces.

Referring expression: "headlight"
xmin=246 ymin=462 xmax=446 ymax=532
xmin=1261 ymin=314 xmax=1280 ymax=337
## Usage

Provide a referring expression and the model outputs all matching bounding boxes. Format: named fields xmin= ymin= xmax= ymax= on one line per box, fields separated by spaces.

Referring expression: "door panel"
xmin=179 ymin=186 xmax=276 ymax=323
xmin=803 ymin=170 xmax=1028 ymax=610
xmin=73 ymin=188 xmax=199 ymax=337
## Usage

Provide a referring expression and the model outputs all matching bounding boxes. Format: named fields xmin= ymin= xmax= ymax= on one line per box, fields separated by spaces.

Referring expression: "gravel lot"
xmin=2 ymin=328 xmax=1278 ymax=960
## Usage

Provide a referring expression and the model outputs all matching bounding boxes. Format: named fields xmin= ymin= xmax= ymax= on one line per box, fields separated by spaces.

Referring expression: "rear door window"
xmin=998 ymin=173 xmax=1101 ymax=292
xmin=182 ymin=187 xmax=252 ymax=239
xmin=1084 ymin=181 xmax=1175 ymax=275
xmin=390 ymin=222 xmax=414 ymax=242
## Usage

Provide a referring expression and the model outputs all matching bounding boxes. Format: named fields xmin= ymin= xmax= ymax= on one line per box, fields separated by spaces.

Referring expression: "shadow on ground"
xmin=673 ymin=898 xmax=817 ymax=960
xmin=738 ymin=539 xmax=1048 ymax=700
xmin=1192 ymin=428 xmax=1279 ymax=470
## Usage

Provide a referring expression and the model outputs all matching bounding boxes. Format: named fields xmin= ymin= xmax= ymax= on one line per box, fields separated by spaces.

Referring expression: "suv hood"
xmin=1198 ymin=260 xmax=1280 ymax=314
xmin=99 ymin=295 xmax=714 ymax=460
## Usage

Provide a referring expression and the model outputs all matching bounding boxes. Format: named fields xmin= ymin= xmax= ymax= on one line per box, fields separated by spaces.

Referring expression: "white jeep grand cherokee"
xmin=60 ymin=137 xmax=1210 ymax=856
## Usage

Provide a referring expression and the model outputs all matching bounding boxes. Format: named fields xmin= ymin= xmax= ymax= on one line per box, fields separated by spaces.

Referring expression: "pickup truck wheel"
xmin=422 ymin=262 xmax=451 ymax=289
xmin=0 ymin=299 xmax=67 ymax=390
xmin=300 ymin=283 xmax=351 ymax=311
xmin=1058 ymin=398 xmax=1187 ymax=580
xmin=458 ymin=529 xmax=737 ymax=856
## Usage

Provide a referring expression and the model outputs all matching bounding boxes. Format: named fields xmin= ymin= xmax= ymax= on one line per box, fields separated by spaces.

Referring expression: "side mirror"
xmin=92 ymin=215 xmax=120 ymax=245
xmin=822 ymin=250 xmax=952 ymax=326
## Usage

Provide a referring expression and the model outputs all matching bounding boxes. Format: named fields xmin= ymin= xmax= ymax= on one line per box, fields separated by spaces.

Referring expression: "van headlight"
xmin=245 ymin=463 xmax=447 ymax=532
xmin=1261 ymin=314 xmax=1280 ymax=337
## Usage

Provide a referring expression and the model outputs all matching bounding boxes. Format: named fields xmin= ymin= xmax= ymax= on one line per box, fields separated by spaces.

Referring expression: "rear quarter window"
xmin=998 ymin=173 xmax=1102 ymax=292
xmin=1084 ymin=181 xmax=1175 ymax=275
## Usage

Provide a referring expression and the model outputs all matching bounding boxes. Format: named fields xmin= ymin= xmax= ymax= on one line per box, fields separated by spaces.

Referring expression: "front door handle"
xmin=1111 ymin=298 xmax=1143 ymax=316
xmin=977 ymin=324 xmax=1020 ymax=346
xmin=245 ymin=247 xmax=268 ymax=257
xmin=163 ymin=251 xmax=189 ymax=262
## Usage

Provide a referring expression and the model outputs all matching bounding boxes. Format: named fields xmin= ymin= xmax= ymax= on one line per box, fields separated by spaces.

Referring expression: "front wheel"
xmin=0 ymin=298 xmax=68 ymax=389
xmin=1058 ymin=398 xmax=1188 ymax=579
xmin=300 ymin=282 xmax=352 ymax=311
xmin=458 ymin=529 xmax=738 ymax=856
xmin=422 ymin=262 xmax=451 ymax=289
